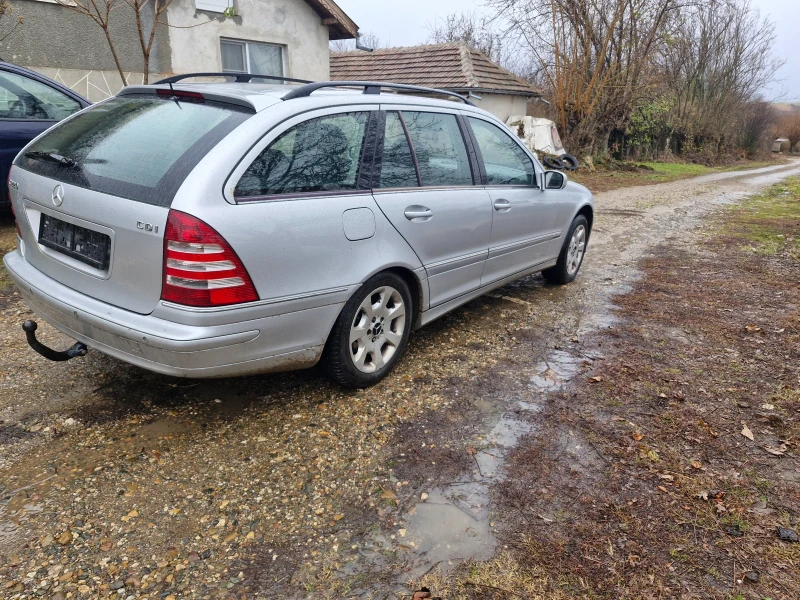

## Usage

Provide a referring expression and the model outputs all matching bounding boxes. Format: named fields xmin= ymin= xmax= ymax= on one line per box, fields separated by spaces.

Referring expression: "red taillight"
xmin=161 ymin=210 xmax=258 ymax=307
xmin=8 ymin=172 xmax=21 ymax=238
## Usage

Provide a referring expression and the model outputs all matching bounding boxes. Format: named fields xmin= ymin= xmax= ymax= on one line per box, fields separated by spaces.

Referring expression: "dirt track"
xmin=1 ymin=160 xmax=799 ymax=598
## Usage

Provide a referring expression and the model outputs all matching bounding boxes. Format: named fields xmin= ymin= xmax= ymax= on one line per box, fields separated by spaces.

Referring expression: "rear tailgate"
xmin=14 ymin=169 xmax=167 ymax=314
xmin=10 ymin=93 xmax=253 ymax=315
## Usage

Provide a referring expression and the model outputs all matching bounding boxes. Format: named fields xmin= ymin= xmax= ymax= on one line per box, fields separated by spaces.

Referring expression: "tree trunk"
xmin=101 ymin=25 xmax=127 ymax=85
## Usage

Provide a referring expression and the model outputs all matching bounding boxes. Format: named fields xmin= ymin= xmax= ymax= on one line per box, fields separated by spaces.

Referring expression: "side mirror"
xmin=543 ymin=170 xmax=568 ymax=190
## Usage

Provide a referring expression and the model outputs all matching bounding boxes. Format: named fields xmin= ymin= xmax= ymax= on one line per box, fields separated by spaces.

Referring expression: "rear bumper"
xmin=3 ymin=250 xmax=343 ymax=378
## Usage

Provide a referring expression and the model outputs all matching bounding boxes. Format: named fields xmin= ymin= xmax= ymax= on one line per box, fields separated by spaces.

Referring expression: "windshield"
xmin=16 ymin=94 xmax=253 ymax=206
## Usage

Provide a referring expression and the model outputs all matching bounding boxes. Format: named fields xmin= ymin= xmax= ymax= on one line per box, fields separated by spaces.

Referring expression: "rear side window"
xmin=402 ymin=111 xmax=473 ymax=187
xmin=0 ymin=70 xmax=81 ymax=121
xmin=16 ymin=94 xmax=253 ymax=206
xmin=235 ymin=112 xmax=369 ymax=198
xmin=468 ymin=118 xmax=535 ymax=186
xmin=378 ymin=112 xmax=419 ymax=188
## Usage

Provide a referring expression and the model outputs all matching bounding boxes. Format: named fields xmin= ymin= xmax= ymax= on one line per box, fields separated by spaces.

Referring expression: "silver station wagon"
xmin=4 ymin=75 xmax=593 ymax=387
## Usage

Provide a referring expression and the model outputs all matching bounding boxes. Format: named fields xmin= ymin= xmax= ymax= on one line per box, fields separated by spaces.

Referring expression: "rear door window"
xmin=16 ymin=94 xmax=253 ymax=206
xmin=377 ymin=111 xmax=419 ymax=188
xmin=401 ymin=111 xmax=473 ymax=187
xmin=0 ymin=70 xmax=81 ymax=121
xmin=235 ymin=112 xmax=369 ymax=198
xmin=468 ymin=117 xmax=535 ymax=186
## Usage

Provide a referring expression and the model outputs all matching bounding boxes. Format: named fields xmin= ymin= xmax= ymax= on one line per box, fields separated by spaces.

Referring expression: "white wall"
xmin=472 ymin=93 xmax=530 ymax=122
xmin=167 ymin=0 xmax=332 ymax=81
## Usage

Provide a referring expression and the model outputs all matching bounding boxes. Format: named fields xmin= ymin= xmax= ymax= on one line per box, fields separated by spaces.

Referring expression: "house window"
xmin=220 ymin=39 xmax=284 ymax=77
xmin=196 ymin=0 xmax=233 ymax=14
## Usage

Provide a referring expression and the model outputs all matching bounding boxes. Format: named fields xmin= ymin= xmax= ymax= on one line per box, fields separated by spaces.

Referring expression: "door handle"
xmin=404 ymin=205 xmax=433 ymax=221
xmin=493 ymin=199 xmax=511 ymax=211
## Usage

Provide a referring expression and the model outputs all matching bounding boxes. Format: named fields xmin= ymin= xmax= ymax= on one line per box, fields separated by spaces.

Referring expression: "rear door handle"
xmin=493 ymin=199 xmax=511 ymax=211
xmin=404 ymin=205 xmax=433 ymax=221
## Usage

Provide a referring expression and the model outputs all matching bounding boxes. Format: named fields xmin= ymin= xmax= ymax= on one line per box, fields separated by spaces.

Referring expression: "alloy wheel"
xmin=349 ymin=286 xmax=406 ymax=373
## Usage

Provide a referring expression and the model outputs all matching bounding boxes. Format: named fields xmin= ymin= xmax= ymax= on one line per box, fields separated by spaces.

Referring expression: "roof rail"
xmin=281 ymin=81 xmax=476 ymax=106
xmin=153 ymin=72 xmax=313 ymax=85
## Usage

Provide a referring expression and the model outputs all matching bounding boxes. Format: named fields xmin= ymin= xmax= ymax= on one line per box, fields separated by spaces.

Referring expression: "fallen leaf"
xmin=658 ymin=473 xmax=674 ymax=481
xmin=741 ymin=423 xmax=754 ymax=441
xmin=632 ymin=432 xmax=644 ymax=441
xmin=465 ymin=446 xmax=477 ymax=456
xmin=658 ymin=393 xmax=668 ymax=398
xmin=658 ymin=486 xmax=668 ymax=493
xmin=696 ymin=491 xmax=709 ymax=501
xmin=764 ymin=444 xmax=787 ymax=456
xmin=588 ymin=376 xmax=604 ymax=383
xmin=690 ymin=460 xmax=702 ymax=469
xmin=745 ymin=324 xmax=762 ymax=333
xmin=761 ymin=404 xmax=775 ymax=410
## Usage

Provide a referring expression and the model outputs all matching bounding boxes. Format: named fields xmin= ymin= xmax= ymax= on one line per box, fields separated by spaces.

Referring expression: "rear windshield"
xmin=15 ymin=94 xmax=253 ymax=206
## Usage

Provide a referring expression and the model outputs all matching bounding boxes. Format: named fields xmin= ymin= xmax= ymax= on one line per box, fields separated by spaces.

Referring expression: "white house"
xmin=3 ymin=0 xmax=358 ymax=101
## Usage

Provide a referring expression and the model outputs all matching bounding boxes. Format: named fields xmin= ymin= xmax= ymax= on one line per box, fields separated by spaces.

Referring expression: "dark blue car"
xmin=1 ymin=62 xmax=90 ymax=209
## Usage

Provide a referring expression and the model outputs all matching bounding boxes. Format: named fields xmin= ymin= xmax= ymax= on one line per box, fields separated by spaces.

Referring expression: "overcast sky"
xmin=336 ymin=0 xmax=800 ymax=101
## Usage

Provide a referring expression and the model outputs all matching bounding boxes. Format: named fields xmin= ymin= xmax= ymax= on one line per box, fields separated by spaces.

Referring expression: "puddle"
xmin=529 ymin=350 xmax=582 ymax=392
xmin=402 ymin=483 xmax=494 ymax=569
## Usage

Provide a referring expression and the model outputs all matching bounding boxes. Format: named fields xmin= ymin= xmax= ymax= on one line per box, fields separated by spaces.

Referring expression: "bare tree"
xmin=658 ymin=0 xmax=781 ymax=154
xmin=428 ymin=12 xmax=504 ymax=63
xmin=737 ymin=99 xmax=778 ymax=158
xmin=0 ymin=0 xmax=23 ymax=43
xmin=330 ymin=31 xmax=382 ymax=53
xmin=53 ymin=0 xmax=127 ymax=83
xmin=124 ymin=0 xmax=173 ymax=84
xmin=488 ymin=0 xmax=681 ymax=153
xmin=779 ymin=112 xmax=800 ymax=153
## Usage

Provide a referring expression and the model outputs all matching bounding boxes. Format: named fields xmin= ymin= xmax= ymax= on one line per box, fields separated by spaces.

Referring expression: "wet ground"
xmin=1 ymin=159 xmax=799 ymax=598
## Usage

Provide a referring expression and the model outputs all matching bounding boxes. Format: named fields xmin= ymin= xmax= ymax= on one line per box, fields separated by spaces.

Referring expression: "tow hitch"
xmin=22 ymin=320 xmax=88 ymax=362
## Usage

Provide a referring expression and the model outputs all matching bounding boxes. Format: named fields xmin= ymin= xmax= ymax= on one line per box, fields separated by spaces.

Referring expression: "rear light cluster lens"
xmin=161 ymin=210 xmax=258 ymax=307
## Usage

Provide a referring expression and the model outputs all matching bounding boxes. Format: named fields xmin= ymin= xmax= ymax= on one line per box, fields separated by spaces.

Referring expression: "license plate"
xmin=38 ymin=214 xmax=111 ymax=270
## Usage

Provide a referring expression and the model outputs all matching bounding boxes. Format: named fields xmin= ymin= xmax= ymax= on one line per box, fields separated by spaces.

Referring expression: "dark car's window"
xmin=401 ymin=111 xmax=473 ymax=187
xmin=468 ymin=117 xmax=535 ymax=186
xmin=235 ymin=112 xmax=369 ymax=198
xmin=0 ymin=71 xmax=82 ymax=120
xmin=378 ymin=112 xmax=419 ymax=188
xmin=16 ymin=94 xmax=252 ymax=206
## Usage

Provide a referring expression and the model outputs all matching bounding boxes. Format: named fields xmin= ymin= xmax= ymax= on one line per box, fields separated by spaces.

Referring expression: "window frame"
xmin=372 ymin=106 xmax=480 ymax=190
xmin=225 ymin=105 xmax=379 ymax=204
xmin=220 ymin=38 xmax=286 ymax=78
xmin=462 ymin=114 xmax=542 ymax=188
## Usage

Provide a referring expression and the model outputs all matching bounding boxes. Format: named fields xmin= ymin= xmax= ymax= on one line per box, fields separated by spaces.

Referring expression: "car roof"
xmin=119 ymin=81 xmax=495 ymax=118
xmin=0 ymin=61 xmax=91 ymax=105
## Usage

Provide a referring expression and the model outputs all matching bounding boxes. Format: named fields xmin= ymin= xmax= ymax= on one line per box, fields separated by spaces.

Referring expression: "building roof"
xmin=305 ymin=0 xmax=358 ymax=40
xmin=330 ymin=42 xmax=540 ymax=97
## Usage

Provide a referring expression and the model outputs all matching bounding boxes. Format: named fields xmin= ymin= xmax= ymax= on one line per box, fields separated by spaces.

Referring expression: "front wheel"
xmin=321 ymin=272 xmax=413 ymax=388
xmin=542 ymin=215 xmax=589 ymax=284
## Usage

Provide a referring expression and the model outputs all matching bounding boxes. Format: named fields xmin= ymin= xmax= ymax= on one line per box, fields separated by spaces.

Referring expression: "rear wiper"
xmin=24 ymin=151 xmax=79 ymax=168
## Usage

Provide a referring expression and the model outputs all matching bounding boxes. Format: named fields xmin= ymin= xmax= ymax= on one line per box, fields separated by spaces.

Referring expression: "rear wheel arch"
xmin=321 ymin=266 xmax=423 ymax=346
xmin=383 ymin=266 xmax=422 ymax=319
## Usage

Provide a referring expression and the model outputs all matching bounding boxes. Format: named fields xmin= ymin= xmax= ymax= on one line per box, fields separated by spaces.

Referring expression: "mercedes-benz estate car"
xmin=4 ymin=75 xmax=593 ymax=387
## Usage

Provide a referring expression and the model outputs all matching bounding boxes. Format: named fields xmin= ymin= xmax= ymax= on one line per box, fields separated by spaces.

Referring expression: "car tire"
xmin=542 ymin=215 xmax=589 ymax=285
xmin=559 ymin=153 xmax=579 ymax=170
xmin=542 ymin=156 xmax=565 ymax=170
xmin=321 ymin=272 xmax=414 ymax=388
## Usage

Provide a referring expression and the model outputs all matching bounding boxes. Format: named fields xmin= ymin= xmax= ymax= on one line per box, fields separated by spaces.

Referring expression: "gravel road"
xmin=1 ymin=159 xmax=799 ymax=598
